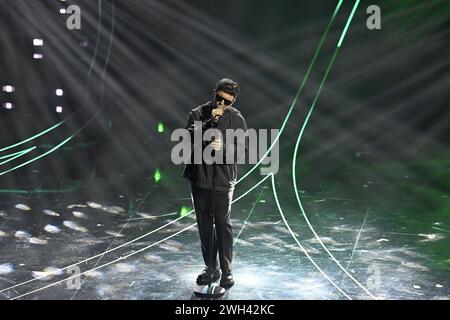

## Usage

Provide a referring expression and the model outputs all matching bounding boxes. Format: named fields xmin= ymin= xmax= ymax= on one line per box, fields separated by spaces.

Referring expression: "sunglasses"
xmin=215 ymin=94 xmax=234 ymax=106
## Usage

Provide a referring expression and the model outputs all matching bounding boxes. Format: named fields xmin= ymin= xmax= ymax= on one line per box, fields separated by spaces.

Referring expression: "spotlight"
xmin=154 ymin=168 xmax=161 ymax=183
xmin=56 ymin=106 xmax=63 ymax=113
xmin=2 ymin=85 xmax=15 ymax=93
xmin=157 ymin=122 xmax=165 ymax=133
xmin=33 ymin=53 xmax=43 ymax=59
xmin=60 ymin=8 xmax=67 ymax=14
xmin=180 ymin=206 xmax=190 ymax=217
xmin=56 ymin=89 xmax=64 ymax=96
xmin=3 ymin=102 xmax=13 ymax=110
xmin=33 ymin=39 xmax=44 ymax=46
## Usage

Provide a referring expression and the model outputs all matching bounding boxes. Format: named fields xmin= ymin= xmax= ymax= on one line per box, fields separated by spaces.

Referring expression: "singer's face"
xmin=215 ymin=90 xmax=235 ymax=108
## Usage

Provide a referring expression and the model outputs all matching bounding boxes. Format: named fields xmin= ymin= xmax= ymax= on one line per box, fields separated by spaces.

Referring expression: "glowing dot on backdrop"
xmin=180 ymin=206 xmax=191 ymax=218
xmin=2 ymin=85 xmax=15 ymax=93
xmin=33 ymin=39 xmax=43 ymax=46
xmin=157 ymin=122 xmax=165 ymax=133
xmin=154 ymin=168 xmax=161 ymax=183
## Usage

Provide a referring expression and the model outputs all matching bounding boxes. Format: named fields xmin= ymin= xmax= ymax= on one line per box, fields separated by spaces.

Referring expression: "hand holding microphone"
xmin=211 ymin=137 xmax=222 ymax=151
xmin=211 ymin=105 xmax=224 ymax=122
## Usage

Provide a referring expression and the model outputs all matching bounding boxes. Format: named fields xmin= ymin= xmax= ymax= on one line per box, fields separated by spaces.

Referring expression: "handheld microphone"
xmin=212 ymin=110 xmax=222 ymax=127
xmin=212 ymin=115 xmax=220 ymax=125
xmin=212 ymin=103 xmax=225 ymax=124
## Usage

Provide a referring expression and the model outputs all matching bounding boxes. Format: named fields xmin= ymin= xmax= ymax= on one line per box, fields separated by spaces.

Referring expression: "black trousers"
xmin=191 ymin=185 xmax=234 ymax=273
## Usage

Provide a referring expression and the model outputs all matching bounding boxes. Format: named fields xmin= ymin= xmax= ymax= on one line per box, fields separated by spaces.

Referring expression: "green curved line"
xmin=338 ymin=0 xmax=360 ymax=47
xmin=236 ymin=0 xmax=344 ymax=184
xmin=291 ymin=48 xmax=377 ymax=299
xmin=0 ymin=146 xmax=36 ymax=166
xmin=264 ymin=4 xmax=355 ymax=300
xmin=290 ymin=0 xmax=378 ymax=299
xmin=291 ymin=48 xmax=378 ymax=298
xmin=0 ymin=121 xmax=64 ymax=153
xmin=0 ymin=136 xmax=73 ymax=176
xmin=0 ymin=146 xmax=36 ymax=162
xmin=271 ymin=174 xmax=352 ymax=299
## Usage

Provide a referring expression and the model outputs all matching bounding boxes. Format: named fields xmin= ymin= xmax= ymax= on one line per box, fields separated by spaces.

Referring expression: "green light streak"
xmin=0 ymin=147 xmax=36 ymax=165
xmin=270 ymin=174 xmax=352 ymax=300
xmin=337 ymin=0 xmax=360 ymax=47
xmin=0 ymin=104 xmax=105 ymax=177
xmin=157 ymin=122 xmax=165 ymax=133
xmin=0 ymin=121 xmax=64 ymax=153
xmin=236 ymin=0 xmax=343 ymax=184
xmin=0 ymin=136 xmax=74 ymax=176
xmin=154 ymin=168 xmax=161 ymax=183
xmin=291 ymin=49 xmax=377 ymax=299
xmin=289 ymin=0 xmax=377 ymax=299
xmin=0 ymin=181 xmax=82 ymax=194
xmin=180 ymin=206 xmax=190 ymax=217
xmin=232 ymin=173 xmax=272 ymax=204
xmin=290 ymin=48 xmax=378 ymax=298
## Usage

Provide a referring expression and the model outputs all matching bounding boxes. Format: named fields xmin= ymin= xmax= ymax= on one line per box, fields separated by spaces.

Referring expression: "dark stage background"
xmin=0 ymin=0 xmax=449 ymax=300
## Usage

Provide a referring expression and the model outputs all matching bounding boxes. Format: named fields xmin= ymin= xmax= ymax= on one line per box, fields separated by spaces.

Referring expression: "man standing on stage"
xmin=183 ymin=78 xmax=247 ymax=289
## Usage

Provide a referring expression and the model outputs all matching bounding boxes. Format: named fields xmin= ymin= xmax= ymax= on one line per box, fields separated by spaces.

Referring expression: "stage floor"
xmin=0 ymin=162 xmax=449 ymax=300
